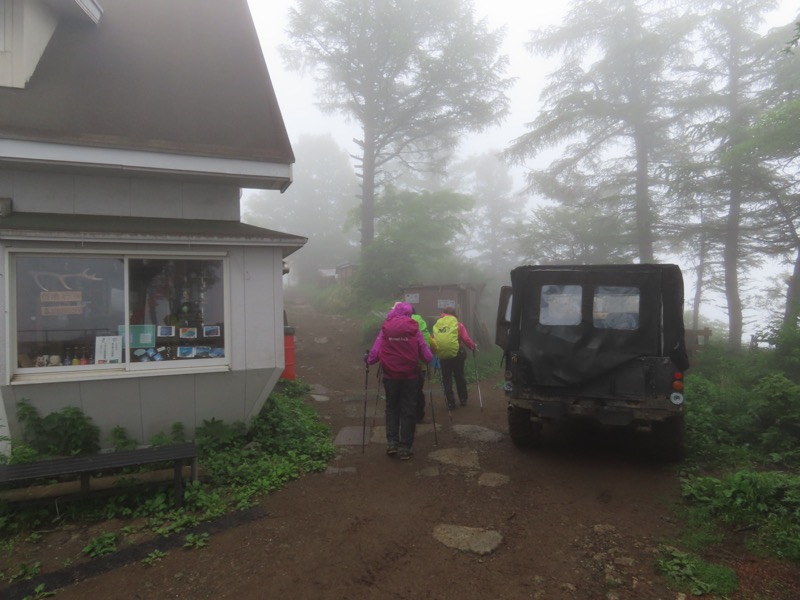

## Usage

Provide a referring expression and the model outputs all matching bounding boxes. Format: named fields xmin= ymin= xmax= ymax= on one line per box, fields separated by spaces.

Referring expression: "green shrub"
xmin=657 ymin=546 xmax=738 ymax=596
xmin=314 ymin=281 xmax=358 ymax=314
xmin=109 ymin=426 xmax=138 ymax=451
xmin=195 ymin=418 xmax=246 ymax=454
xmin=680 ymin=469 xmax=800 ymax=561
xmin=16 ymin=400 xmax=100 ymax=458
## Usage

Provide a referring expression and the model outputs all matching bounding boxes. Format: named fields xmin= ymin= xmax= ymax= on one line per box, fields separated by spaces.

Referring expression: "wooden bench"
xmin=0 ymin=442 xmax=198 ymax=508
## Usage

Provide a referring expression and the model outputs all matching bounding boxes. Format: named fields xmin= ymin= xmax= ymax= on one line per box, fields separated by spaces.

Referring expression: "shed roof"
xmin=0 ymin=0 xmax=294 ymax=190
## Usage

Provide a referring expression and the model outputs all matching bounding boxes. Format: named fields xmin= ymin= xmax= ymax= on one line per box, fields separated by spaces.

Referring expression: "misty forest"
xmin=253 ymin=0 xmax=800 ymax=574
xmin=246 ymin=0 xmax=800 ymax=357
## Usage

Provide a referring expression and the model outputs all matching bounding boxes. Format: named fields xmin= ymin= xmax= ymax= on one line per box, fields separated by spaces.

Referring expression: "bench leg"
xmin=173 ymin=459 xmax=184 ymax=508
xmin=80 ymin=473 xmax=90 ymax=495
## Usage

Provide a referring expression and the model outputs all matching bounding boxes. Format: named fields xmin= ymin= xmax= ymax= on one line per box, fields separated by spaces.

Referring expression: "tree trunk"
xmin=692 ymin=230 xmax=707 ymax=331
xmin=724 ymin=183 xmax=743 ymax=351
xmin=633 ymin=129 xmax=654 ymax=263
xmin=360 ymin=123 xmax=377 ymax=248
xmin=784 ymin=251 xmax=800 ymax=330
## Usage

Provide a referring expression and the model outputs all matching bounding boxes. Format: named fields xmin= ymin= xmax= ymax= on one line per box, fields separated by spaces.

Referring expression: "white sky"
xmin=246 ymin=0 xmax=798 ymax=177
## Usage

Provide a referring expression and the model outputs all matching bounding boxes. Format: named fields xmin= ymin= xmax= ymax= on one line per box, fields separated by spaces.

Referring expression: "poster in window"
xmin=203 ymin=325 xmax=220 ymax=338
xmin=95 ymin=336 xmax=123 ymax=364
xmin=118 ymin=325 xmax=157 ymax=349
xmin=179 ymin=327 xmax=198 ymax=339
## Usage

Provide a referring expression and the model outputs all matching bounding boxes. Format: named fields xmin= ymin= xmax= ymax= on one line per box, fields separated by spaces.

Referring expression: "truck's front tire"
xmin=508 ymin=405 xmax=542 ymax=447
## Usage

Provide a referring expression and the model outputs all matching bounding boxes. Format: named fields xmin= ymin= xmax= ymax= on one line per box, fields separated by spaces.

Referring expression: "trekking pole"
xmin=371 ymin=364 xmax=383 ymax=429
xmin=427 ymin=367 xmax=438 ymax=446
xmin=473 ymin=349 xmax=483 ymax=412
xmin=362 ymin=351 xmax=369 ymax=453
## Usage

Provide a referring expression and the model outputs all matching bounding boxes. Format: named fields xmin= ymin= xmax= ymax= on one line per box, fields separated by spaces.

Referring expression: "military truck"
xmin=495 ymin=264 xmax=690 ymax=459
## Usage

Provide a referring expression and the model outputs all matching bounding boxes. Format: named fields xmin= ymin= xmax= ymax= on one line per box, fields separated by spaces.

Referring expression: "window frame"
xmin=7 ymin=248 xmax=231 ymax=384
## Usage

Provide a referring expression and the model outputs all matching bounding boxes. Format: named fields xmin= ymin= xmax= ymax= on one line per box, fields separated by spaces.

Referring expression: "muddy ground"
xmin=2 ymin=301 xmax=798 ymax=599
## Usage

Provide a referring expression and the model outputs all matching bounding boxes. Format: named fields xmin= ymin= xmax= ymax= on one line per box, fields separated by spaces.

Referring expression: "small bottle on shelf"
xmin=71 ymin=347 xmax=80 ymax=366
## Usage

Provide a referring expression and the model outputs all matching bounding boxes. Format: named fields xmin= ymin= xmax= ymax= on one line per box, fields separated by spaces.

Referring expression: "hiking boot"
xmin=386 ymin=444 xmax=398 ymax=456
xmin=459 ymin=399 xmax=467 ymax=407
xmin=398 ymin=448 xmax=413 ymax=460
xmin=446 ymin=400 xmax=456 ymax=410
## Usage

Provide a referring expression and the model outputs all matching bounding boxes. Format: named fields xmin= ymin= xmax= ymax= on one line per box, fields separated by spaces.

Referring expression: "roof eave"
xmin=0 ymin=139 xmax=293 ymax=191
xmin=42 ymin=0 xmax=104 ymax=24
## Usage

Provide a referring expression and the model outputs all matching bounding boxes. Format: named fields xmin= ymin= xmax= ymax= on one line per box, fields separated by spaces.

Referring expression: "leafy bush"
xmin=657 ymin=546 xmax=737 ymax=596
xmin=16 ymin=400 xmax=100 ymax=458
xmin=195 ymin=418 xmax=247 ymax=454
xmin=313 ymin=281 xmax=358 ymax=314
xmin=109 ymin=426 xmax=138 ymax=451
xmin=750 ymin=373 xmax=800 ymax=460
xmin=681 ymin=470 xmax=800 ymax=560
xmin=249 ymin=379 xmax=334 ymax=464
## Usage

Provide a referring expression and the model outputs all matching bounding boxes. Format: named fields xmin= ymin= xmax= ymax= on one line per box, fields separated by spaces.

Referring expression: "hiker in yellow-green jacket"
xmin=411 ymin=309 xmax=437 ymax=423
xmin=432 ymin=307 xmax=476 ymax=410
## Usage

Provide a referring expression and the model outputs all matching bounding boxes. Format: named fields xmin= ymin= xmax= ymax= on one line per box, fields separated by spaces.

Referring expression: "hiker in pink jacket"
xmin=366 ymin=302 xmax=432 ymax=460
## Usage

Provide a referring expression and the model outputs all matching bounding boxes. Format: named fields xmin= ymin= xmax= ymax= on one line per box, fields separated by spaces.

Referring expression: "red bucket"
xmin=281 ymin=326 xmax=296 ymax=380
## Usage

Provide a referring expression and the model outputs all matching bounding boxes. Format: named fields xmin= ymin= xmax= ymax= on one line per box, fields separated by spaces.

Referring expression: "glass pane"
xmin=593 ymin=286 xmax=640 ymax=330
xmin=540 ymin=285 xmax=582 ymax=326
xmin=504 ymin=294 xmax=513 ymax=322
xmin=128 ymin=258 xmax=225 ymax=362
xmin=15 ymin=256 xmax=126 ymax=368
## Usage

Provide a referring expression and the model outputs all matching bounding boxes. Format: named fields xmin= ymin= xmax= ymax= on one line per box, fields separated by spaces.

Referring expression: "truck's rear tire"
xmin=651 ymin=415 xmax=685 ymax=461
xmin=508 ymin=405 xmax=541 ymax=446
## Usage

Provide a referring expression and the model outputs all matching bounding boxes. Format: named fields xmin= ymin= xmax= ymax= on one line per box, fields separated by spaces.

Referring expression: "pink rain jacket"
xmin=367 ymin=302 xmax=433 ymax=378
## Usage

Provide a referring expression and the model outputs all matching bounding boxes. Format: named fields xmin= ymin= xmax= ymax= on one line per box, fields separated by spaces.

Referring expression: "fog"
xmin=242 ymin=0 xmax=800 ymax=345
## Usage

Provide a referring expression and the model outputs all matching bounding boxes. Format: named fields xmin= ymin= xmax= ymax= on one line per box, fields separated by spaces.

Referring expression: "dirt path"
xmin=6 ymin=302 xmax=689 ymax=599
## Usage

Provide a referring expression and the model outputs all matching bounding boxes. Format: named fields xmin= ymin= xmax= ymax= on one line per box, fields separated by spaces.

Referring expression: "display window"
xmin=12 ymin=253 xmax=227 ymax=378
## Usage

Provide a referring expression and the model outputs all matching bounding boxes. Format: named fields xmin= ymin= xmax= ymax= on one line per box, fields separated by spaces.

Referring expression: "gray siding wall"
xmin=0 ymin=169 xmax=241 ymax=221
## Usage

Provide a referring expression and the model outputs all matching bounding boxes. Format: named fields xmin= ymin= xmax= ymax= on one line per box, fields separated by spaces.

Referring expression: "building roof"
xmin=0 ymin=0 xmax=294 ymax=190
xmin=0 ymin=212 xmax=308 ymax=257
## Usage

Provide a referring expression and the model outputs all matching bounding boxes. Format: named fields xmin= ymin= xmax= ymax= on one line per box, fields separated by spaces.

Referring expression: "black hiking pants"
xmin=440 ymin=348 xmax=468 ymax=407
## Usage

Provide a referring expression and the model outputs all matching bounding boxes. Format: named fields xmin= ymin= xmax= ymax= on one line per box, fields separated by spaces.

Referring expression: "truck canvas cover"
xmin=506 ymin=264 xmax=689 ymax=388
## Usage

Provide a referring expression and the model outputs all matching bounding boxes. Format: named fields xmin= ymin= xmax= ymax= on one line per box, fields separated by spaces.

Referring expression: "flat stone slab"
xmin=343 ymin=389 xmax=383 ymax=403
xmin=344 ymin=402 xmax=383 ymax=419
xmin=325 ymin=466 xmax=357 ymax=475
xmin=310 ymin=384 xmax=328 ymax=395
xmin=478 ymin=472 xmax=510 ymax=487
xmin=451 ymin=424 xmax=504 ymax=443
xmin=428 ymin=448 xmax=480 ymax=469
xmin=311 ymin=394 xmax=329 ymax=403
xmin=432 ymin=524 xmax=503 ymax=555
xmin=369 ymin=423 xmax=440 ymax=444
xmin=334 ymin=425 xmax=370 ymax=446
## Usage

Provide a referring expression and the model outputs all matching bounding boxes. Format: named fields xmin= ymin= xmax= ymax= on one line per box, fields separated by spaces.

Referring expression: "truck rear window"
xmin=540 ymin=285 xmax=582 ymax=326
xmin=593 ymin=286 xmax=640 ymax=330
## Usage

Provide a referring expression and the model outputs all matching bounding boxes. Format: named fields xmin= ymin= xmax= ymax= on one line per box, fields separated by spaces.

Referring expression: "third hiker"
xmin=432 ymin=307 xmax=476 ymax=410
